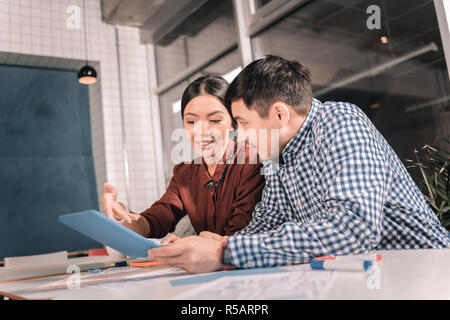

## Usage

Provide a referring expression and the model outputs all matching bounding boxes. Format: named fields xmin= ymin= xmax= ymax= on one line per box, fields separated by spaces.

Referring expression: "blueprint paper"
xmin=170 ymin=267 xmax=288 ymax=286
xmin=174 ymin=270 xmax=335 ymax=300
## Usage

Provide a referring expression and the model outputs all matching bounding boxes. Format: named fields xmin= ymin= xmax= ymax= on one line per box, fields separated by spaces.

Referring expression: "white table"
xmin=1 ymin=249 xmax=449 ymax=300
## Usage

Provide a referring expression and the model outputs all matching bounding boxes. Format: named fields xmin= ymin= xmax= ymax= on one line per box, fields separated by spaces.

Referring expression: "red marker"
xmin=314 ymin=254 xmax=382 ymax=262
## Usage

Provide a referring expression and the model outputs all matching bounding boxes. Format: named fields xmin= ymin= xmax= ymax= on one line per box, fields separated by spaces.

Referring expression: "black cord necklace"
xmin=204 ymin=142 xmax=237 ymax=190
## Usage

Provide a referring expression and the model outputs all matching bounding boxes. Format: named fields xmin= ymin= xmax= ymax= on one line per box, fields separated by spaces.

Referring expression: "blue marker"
xmin=311 ymin=259 xmax=373 ymax=271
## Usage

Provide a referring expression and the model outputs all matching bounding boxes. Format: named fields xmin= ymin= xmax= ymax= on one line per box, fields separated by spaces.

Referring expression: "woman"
xmin=102 ymin=76 xmax=265 ymax=239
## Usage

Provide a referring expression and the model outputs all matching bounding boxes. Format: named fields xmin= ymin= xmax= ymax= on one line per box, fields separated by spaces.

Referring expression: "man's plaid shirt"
xmin=227 ymin=99 xmax=450 ymax=268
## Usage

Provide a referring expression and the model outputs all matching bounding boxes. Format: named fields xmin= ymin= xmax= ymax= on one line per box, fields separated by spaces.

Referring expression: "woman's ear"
xmin=270 ymin=102 xmax=290 ymax=126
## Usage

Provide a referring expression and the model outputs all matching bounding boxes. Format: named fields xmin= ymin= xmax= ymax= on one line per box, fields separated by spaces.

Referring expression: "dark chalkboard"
xmin=0 ymin=64 xmax=102 ymax=261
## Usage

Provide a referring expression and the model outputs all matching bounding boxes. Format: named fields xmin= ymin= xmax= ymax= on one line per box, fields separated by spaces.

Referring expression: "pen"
xmin=88 ymin=268 xmax=102 ymax=274
xmin=310 ymin=259 xmax=374 ymax=271
xmin=114 ymin=261 xmax=128 ymax=267
xmin=128 ymin=261 xmax=165 ymax=267
xmin=314 ymin=253 xmax=382 ymax=261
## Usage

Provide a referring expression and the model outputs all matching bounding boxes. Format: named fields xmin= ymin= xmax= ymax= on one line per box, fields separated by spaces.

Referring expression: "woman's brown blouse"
xmin=140 ymin=140 xmax=265 ymax=237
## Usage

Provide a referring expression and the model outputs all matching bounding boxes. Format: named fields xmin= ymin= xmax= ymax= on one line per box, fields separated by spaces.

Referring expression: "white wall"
xmin=0 ymin=0 xmax=161 ymax=213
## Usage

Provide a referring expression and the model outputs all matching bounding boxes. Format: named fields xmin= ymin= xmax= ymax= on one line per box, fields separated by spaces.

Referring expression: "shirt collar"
xmin=281 ymin=98 xmax=321 ymax=163
xmin=198 ymin=138 xmax=236 ymax=188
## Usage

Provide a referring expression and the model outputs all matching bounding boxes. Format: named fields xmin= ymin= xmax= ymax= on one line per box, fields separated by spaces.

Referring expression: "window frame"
xmin=148 ymin=0 xmax=450 ymax=186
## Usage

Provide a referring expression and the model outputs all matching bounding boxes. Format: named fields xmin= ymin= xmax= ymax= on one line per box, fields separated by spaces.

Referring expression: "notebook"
xmin=59 ymin=210 xmax=160 ymax=258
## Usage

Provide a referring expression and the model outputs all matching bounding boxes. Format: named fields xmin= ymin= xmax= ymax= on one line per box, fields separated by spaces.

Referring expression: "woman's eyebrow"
xmin=207 ymin=110 xmax=225 ymax=117
xmin=184 ymin=112 xmax=199 ymax=117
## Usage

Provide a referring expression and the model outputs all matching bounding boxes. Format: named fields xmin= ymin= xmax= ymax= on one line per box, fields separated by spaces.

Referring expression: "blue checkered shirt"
xmin=227 ymin=98 xmax=450 ymax=268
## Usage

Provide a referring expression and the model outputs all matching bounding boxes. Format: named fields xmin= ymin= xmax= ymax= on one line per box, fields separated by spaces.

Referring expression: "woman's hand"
xmin=160 ymin=232 xmax=224 ymax=246
xmin=102 ymin=182 xmax=140 ymax=223
xmin=160 ymin=233 xmax=181 ymax=245
xmin=199 ymin=231 xmax=228 ymax=246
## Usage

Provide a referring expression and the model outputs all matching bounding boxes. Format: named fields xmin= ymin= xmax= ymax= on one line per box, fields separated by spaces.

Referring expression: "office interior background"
xmin=0 ymin=0 xmax=449 ymax=260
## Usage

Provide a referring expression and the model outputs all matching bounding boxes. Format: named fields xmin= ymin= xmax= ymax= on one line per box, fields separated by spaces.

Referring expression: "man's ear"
xmin=270 ymin=102 xmax=290 ymax=126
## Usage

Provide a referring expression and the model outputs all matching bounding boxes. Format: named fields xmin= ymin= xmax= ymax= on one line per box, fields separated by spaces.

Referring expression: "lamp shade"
xmin=78 ymin=65 xmax=97 ymax=85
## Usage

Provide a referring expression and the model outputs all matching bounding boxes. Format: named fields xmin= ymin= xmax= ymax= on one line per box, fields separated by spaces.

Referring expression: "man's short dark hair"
xmin=225 ymin=55 xmax=313 ymax=117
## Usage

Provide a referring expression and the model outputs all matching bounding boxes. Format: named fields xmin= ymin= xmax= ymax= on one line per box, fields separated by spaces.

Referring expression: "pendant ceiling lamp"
xmin=78 ymin=0 xmax=97 ymax=85
xmin=78 ymin=65 xmax=97 ymax=85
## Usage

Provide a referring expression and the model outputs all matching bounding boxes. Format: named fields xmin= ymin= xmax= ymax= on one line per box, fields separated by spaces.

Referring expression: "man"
xmin=147 ymin=55 xmax=450 ymax=274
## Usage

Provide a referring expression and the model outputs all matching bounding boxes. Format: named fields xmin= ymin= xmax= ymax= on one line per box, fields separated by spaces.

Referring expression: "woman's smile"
xmin=196 ymin=137 xmax=217 ymax=149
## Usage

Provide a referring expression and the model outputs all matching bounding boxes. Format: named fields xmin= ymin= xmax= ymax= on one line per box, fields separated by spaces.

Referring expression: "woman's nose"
xmin=194 ymin=121 xmax=211 ymax=135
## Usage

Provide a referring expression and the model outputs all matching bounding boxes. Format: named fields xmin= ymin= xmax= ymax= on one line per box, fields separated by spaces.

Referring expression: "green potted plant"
xmin=406 ymin=138 xmax=450 ymax=231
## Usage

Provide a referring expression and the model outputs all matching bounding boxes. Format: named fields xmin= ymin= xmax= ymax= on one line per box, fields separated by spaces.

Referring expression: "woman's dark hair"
xmin=181 ymin=75 xmax=237 ymax=129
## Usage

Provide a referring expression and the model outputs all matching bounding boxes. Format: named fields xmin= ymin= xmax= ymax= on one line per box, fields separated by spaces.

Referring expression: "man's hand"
xmin=102 ymin=182 xmax=140 ymax=223
xmin=147 ymin=236 xmax=224 ymax=274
